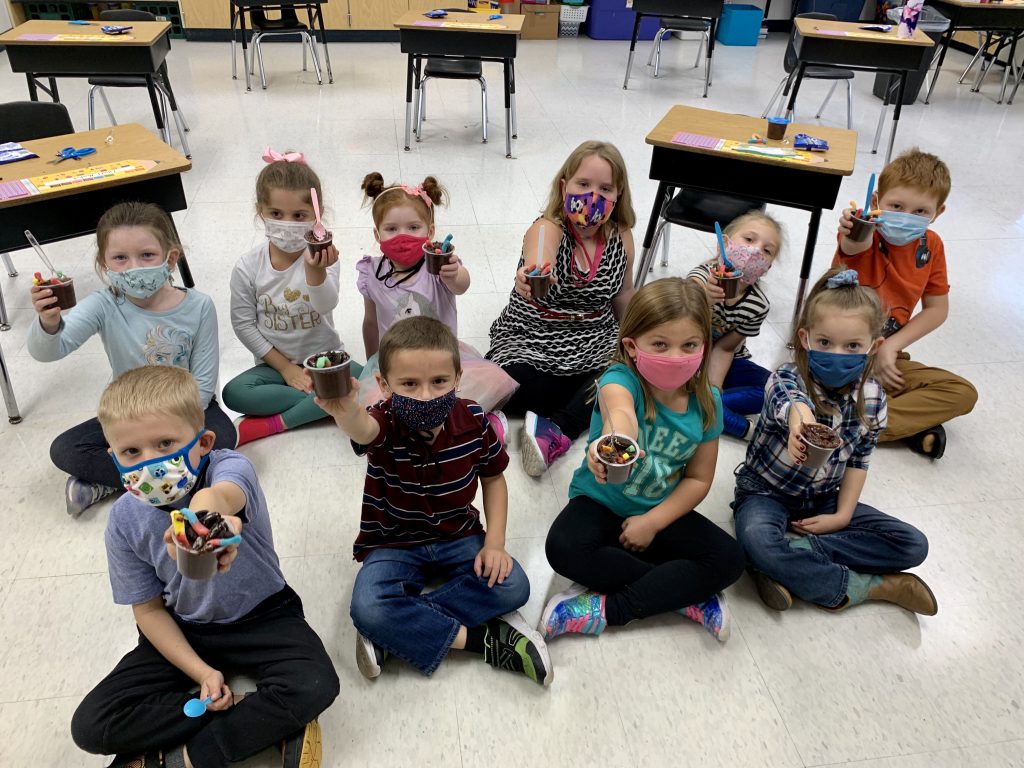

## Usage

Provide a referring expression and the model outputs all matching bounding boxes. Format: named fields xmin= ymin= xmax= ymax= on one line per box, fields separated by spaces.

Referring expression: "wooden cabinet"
xmin=349 ymin=0 xmax=407 ymax=29
xmin=172 ymin=0 xmax=470 ymax=31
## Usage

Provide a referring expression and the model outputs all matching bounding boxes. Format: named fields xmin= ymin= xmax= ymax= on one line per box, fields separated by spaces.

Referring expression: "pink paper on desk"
xmin=17 ymin=33 xmax=57 ymax=40
xmin=0 ymin=180 xmax=32 ymax=201
xmin=671 ymin=132 xmax=726 ymax=150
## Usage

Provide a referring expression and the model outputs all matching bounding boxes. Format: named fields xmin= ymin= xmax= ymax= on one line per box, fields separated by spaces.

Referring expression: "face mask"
xmin=628 ymin=342 xmax=704 ymax=391
xmin=107 ymin=260 xmax=171 ymax=299
xmin=725 ymin=242 xmax=772 ymax=285
xmin=263 ymin=218 xmax=309 ymax=253
xmin=876 ymin=211 xmax=930 ymax=246
xmin=564 ymin=191 xmax=615 ymax=228
xmin=389 ymin=388 xmax=458 ymax=432
xmin=112 ymin=431 xmax=209 ymax=506
xmin=380 ymin=234 xmax=429 ymax=269
xmin=807 ymin=349 xmax=868 ymax=389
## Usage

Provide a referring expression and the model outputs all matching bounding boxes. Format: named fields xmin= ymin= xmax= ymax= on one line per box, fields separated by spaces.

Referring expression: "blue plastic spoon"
xmin=183 ymin=696 xmax=213 ymax=718
xmin=714 ymin=221 xmax=733 ymax=270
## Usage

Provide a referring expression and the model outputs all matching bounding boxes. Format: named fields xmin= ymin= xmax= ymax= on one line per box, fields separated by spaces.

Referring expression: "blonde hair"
xmin=542 ymin=141 xmax=636 ymax=238
xmin=98 ymin=365 xmax=205 ymax=436
xmin=95 ymin=202 xmax=181 ymax=285
xmin=255 ymin=155 xmax=323 ymax=212
xmin=361 ymin=172 xmax=448 ymax=229
xmin=878 ymin=147 xmax=951 ymax=207
xmin=724 ymin=210 xmax=784 ymax=257
xmin=791 ymin=268 xmax=885 ymax=426
xmin=610 ymin=277 xmax=716 ymax=430
xmin=379 ymin=316 xmax=461 ymax=380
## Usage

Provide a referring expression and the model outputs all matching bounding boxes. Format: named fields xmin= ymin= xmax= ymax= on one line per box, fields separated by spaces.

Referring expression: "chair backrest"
xmin=0 ymin=101 xmax=74 ymax=143
xmin=99 ymin=9 xmax=157 ymax=21
xmin=784 ymin=12 xmax=837 ymax=73
xmin=250 ymin=7 xmax=302 ymax=28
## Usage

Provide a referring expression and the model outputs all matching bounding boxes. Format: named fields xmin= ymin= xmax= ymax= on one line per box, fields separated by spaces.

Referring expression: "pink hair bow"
xmin=262 ymin=146 xmax=306 ymax=164
xmin=400 ymin=183 xmax=433 ymax=208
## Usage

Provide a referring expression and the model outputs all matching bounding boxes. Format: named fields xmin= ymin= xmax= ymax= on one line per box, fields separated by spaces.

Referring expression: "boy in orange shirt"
xmin=835 ymin=148 xmax=976 ymax=459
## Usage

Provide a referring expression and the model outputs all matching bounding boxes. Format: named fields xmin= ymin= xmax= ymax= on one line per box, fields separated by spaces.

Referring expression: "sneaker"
xmin=355 ymin=634 xmax=387 ymax=680
xmin=65 ymin=477 xmax=118 ymax=518
xmin=486 ymin=410 xmax=509 ymax=447
xmin=539 ymin=583 xmax=607 ymax=640
xmin=281 ymin=718 xmax=322 ymax=768
xmin=482 ymin=611 xmax=552 ymax=686
xmin=750 ymin=570 xmax=793 ymax=611
xmin=520 ymin=411 xmax=571 ymax=477
xmin=680 ymin=592 xmax=731 ymax=643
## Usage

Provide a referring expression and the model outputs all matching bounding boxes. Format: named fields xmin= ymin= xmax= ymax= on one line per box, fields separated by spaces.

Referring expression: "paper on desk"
xmin=0 ymin=142 xmax=39 ymax=165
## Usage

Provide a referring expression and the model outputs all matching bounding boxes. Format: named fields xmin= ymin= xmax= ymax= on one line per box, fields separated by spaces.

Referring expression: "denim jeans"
xmin=721 ymin=357 xmax=771 ymax=438
xmin=349 ymin=534 xmax=530 ymax=675
xmin=732 ymin=468 xmax=929 ymax=607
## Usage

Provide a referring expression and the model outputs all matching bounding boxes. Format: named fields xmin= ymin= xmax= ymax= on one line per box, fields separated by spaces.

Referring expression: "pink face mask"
xmin=725 ymin=241 xmax=772 ymax=285
xmin=379 ymin=233 xmax=429 ymax=268
xmin=626 ymin=341 xmax=705 ymax=391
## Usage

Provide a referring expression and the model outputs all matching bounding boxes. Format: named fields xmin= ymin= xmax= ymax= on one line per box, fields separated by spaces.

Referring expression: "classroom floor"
xmin=1 ymin=30 xmax=1023 ymax=768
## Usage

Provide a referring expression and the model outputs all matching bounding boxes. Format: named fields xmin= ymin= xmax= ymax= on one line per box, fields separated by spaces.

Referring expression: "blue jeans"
xmin=721 ymin=357 xmax=770 ymax=438
xmin=349 ymin=535 xmax=530 ymax=675
xmin=732 ymin=468 xmax=929 ymax=607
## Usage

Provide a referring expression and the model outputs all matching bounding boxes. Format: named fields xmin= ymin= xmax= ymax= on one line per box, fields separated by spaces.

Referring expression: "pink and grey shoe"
xmin=680 ymin=592 xmax=731 ymax=643
xmin=539 ymin=583 xmax=607 ymax=640
xmin=521 ymin=411 xmax=572 ymax=477
xmin=486 ymin=410 xmax=509 ymax=447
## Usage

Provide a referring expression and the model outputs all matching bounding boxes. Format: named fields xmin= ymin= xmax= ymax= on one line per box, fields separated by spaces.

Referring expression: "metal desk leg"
xmin=785 ymin=62 xmax=807 ymax=120
xmin=634 ymin=182 xmax=670 ymax=289
xmin=26 ymin=74 xmax=38 ymax=101
xmin=145 ymin=74 xmax=168 ymax=142
xmin=925 ymin=27 xmax=953 ymax=104
xmin=503 ymin=58 xmax=513 ymax=158
xmin=48 ymin=78 xmax=59 ymax=102
xmin=872 ymin=78 xmax=896 ymax=155
xmin=241 ymin=10 xmax=252 ymax=92
xmin=885 ymin=73 xmax=907 ymax=164
xmin=0 ymin=344 xmax=22 ymax=424
xmin=0 ymin=279 xmax=10 ymax=331
xmin=703 ymin=19 xmax=716 ymax=97
xmin=510 ymin=58 xmax=518 ymax=139
xmin=623 ymin=14 xmax=642 ymax=89
xmin=316 ymin=5 xmax=334 ymax=84
xmin=791 ymin=207 xmax=822 ymax=330
xmin=230 ymin=5 xmax=238 ymax=79
xmin=998 ymin=32 xmax=1019 ymax=104
xmin=1009 ymin=57 xmax=1024 ymax=104
xmin=404 ymin=53 xmax=415 ymax=151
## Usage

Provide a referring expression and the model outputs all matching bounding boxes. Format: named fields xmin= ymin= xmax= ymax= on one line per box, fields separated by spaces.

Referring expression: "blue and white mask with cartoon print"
xmin=107 ymin=259 xmax=170 ymax=299
xmin=113 ymin=431 xmax=208 ymax=506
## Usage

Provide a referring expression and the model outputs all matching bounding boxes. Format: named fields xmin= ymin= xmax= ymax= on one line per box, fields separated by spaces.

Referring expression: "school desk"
xmin=788 ymin=18 xmax=933 ymax=164
xmin=394 ymin=10 xmax=525 ymax=158
xmin=636 ymin=105 xmax=856 ymax=326
xmin=923 ymin=0 xmax=1024 ymax=104
xmin=0 ymin=20 xmax=175 ymax=140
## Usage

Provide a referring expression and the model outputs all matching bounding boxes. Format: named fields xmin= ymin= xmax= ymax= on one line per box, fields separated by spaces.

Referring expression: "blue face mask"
xmin=807 ymin=350 xmax=868 ymax=389
xmin=112 ymin=431 xmax=208 ymax=506
xmin=107 ymin=259 xmax=171 ymax=299
xmin=876 ymin=211 xmax=930 ymax=246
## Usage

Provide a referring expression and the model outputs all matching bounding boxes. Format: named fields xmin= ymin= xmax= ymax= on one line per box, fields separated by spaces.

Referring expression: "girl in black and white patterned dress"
xmin=487 ymin=141 xmax=637 ymax=477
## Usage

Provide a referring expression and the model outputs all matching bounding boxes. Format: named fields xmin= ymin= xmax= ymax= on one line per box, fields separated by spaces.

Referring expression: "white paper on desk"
xmin=0 ymin=142 xmax=39 ymax=165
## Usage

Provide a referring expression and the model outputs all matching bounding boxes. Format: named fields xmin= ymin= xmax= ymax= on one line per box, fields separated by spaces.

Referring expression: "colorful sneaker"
xmin=486 ymin=410 xmax=509 ymax=447
xmin=65 ymin=476 xmax=118 ymax=518
xmin=281 ymin=718 xmax=322 ymax=768
xmin=520 ymin=411 xmax=571 ymax=477
xmin=680 ymin=592 xmax=731 ymax=643
xmin=355 ymin=634 xmax=387 ymax=680
xmin=482 ymin=611 xmax=552 ymax=686
xmin=539 ymin=583 xmax=607 ymax=640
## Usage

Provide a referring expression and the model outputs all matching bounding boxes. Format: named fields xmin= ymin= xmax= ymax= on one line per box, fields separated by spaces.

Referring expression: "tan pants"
xmin=879 ymin=353 xmax=978 ymax=441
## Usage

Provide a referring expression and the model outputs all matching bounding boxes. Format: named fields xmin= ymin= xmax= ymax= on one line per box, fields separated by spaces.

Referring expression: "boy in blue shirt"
xmin=70 ymin=365 xmax=338 ymax=768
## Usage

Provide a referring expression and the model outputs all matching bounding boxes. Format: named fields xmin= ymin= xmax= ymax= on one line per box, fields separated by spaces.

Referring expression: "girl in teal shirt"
xmin=541 ymin=278 xmax=744 ymax=643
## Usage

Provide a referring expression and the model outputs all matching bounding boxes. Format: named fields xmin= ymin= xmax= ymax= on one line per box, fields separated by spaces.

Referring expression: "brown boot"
xmin=868 ymin=573 xmax=938 ymax=615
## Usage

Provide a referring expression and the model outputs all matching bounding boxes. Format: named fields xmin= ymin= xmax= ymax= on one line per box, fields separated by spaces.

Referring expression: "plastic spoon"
xmin=25 ymin=230 xmax=58 ymax=277
xmin=183 ymin=696 xmax=213 ymax=718
xmin=863 ymin=172 xmax=875 ymax=219
xmin=309 ymin=187 xmax=327 ymax=240
xmin=714 ymin=221 xmax=733 ymax=270
xmin=536 ymin=222 xmax=545 ymax=271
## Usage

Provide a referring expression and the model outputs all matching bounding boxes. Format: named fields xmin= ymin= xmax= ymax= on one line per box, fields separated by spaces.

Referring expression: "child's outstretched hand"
xmin=586 ymin=438 xmax=645 ymax=484
xmin=786 ymin=402 xmax=815 ymax=465
xmin=305 ymin=242 xmax=339 ymax=269
xmin=284 ymin=364 xmax=313 ymax=393
xmin=162 ymin=515 xmax=243 ymax=573
xmin=314 ymin=378 xmax=362 ymax=420
xmin=30 ymin=284 xmax=63 ymax=333
xmin=474 ymin=544 xmax=513 ymax=588
xmin=513 ymin=264 xmax=559 ymax=301
xmin=197 ymin=668 xmax=233 ymax=713
xmin=838 ymin=207 xmax=856 ymax=239
xmin=696 ymin=274 xmax=726 ymax=305
xmin=874 ymin=341 xmax=904 ymax=391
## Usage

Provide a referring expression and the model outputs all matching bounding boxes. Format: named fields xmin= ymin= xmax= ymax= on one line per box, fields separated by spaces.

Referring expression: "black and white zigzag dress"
xmin=487 ymin=222 xmax=627 ymax=375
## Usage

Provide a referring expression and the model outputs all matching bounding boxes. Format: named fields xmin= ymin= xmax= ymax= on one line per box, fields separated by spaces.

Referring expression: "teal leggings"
xmin=222 ymin=362 xmax=364 ymax=429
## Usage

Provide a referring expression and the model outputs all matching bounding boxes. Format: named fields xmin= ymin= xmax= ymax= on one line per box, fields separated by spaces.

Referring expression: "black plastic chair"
xmin=87 ymin=10 xmax=191 ymax=158
xmin=760 ymin=12 xmax=855 ymax=129
xmin=415 ymin=9 xmax=492 ymax=144
xmin=248 ymin=4 xmax=325 ymax=90
xmin=0 ymin=101 xmax=75 ymax=332
xmin=649 ymin=17 xmax=711 ymax=79
xmin=635 ymin=188 xmax=766 ymax=287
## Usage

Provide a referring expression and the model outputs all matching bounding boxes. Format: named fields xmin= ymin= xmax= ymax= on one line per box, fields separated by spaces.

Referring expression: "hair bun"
xmin=361 ymin=172 xmax=386 ymax=199
xmin=420 ymin=176 xmax=448 ymax=207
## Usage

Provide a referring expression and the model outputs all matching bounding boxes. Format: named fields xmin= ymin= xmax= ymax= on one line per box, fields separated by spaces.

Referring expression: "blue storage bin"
xmin=716 ymin=3 xmax=764 ymax=46
xmin=584 ymin=3 xmax=665 ymax=40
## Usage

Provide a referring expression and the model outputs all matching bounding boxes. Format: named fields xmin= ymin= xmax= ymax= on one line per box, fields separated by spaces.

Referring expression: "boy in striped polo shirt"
xmin=318 ymin=316 xmax=551 ymax=685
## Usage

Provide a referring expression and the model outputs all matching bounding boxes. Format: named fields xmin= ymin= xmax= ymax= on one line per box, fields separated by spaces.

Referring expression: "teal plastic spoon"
xmin=183 ymin=696 xmax=213 ymax=718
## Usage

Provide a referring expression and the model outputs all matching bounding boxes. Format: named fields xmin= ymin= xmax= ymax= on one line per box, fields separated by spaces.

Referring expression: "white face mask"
xmin=263 ymin=218 xmax=309 ymax=253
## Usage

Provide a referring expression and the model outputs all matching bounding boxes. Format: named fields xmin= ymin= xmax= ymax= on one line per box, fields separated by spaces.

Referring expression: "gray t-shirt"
xmin=104 ymin=450 xmax=286 ymax=624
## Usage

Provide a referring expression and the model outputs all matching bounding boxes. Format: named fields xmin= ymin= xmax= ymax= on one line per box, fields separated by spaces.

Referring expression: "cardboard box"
xmin=521 ymin=2 xmax=559 ymax=39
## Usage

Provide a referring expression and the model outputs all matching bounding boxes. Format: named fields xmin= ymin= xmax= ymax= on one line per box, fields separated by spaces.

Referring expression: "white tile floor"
xmin=1 ymin=30 xmax=1023 ymax=768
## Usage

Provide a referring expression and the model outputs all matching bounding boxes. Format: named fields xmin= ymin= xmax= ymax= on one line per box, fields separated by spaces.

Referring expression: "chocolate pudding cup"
xmin=304 ymin=350 xmax=352 ymax=400
xmin=596 ymin=433 xmax=640 ymax=485
xmin=423 ymin=241 xmax=452 ymax=275
xmin=848 ymin=216 xmax=876 ymax=242
xmin=767 ymin=117 xmax=789 ymax=141
xmin=175 ymin=541 xmax=218 ymax=581
xmin=527 ymin=273 xmax=551 ymax=299
xmin=304 ymin=228 xmax=333 ymax=258
xmin=714 ymin=269 xmax=745 ymax=299
xmin=48 ymin=277 xmax=77 ymax=310
xmin=800 ymin=422 xmax=842 ymax=471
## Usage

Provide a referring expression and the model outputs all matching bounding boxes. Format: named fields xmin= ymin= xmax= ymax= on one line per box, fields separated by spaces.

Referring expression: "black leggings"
xmin=500 ymin=362 xmax=600 ymax=440
xmin=546 ymin=495 xmax=745 ymax=625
